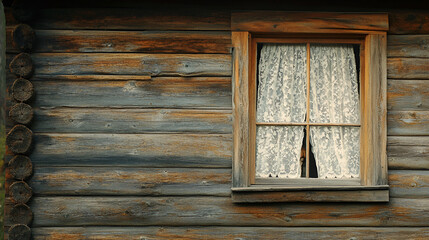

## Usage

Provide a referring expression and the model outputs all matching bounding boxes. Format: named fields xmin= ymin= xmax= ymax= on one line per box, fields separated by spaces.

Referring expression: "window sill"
xmin=231 ymin=185 xmax=389 ymax=203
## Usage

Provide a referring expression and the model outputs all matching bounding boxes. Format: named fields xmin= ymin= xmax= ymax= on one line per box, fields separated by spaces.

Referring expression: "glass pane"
xmin=309 ymin=126 xmax=360 ymax=179
xmin=256 ymin=126 xmax=305 ymax=179
xmin=256 ymin=43 xmax=307 ymax=123
xmin=309 ymin=44 xmax=360 ymax=124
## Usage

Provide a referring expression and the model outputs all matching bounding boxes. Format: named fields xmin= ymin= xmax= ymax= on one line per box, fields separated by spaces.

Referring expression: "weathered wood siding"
xmin=4 ymin=5 xmax=429 ymax=239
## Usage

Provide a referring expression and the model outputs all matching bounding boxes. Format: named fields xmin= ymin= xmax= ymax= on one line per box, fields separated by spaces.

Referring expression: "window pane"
xmin=256 ymin=126 xmax=304 ymax=178
xmin=310 ymin=126 xmax=360 ymax=179
xmin=309 ymin=44 xmax=360 ymax=124
xmin=256 ymin=43 xmax=307 ymax=123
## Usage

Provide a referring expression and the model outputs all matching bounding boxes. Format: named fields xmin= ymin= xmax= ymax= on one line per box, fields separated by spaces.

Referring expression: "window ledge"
xmin=232 ymin=185 xmax=389 ymax=203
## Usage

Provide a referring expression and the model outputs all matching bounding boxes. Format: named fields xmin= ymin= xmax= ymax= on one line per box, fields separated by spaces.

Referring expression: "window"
xmin=231 ymin=12 xmax=389 ymax=202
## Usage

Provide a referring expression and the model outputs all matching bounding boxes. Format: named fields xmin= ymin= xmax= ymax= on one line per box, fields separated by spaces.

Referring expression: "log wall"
xmin=4 ymin=3 xmax=429 ymax=239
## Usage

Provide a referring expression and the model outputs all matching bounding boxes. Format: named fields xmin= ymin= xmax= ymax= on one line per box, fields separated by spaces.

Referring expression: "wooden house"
xmin=2 ymin=0 xmax=429 ymax=239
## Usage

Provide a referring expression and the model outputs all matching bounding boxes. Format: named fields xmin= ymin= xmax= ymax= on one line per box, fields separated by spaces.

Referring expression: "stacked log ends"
xmin=9 ymin=103 xmax=33 ymax=124
xmin=9 ymin=53 xmax=33 ymax=78
xmin=9 ymin=181 xmax=33 ymax=204
xmin=9 ymin=204 xmax=33 ymax=226
xmin=8 ymin=155 xmax=33 ymax=180
xmin=11 ymin=78 xmax=34 ymax=102
xmin=8 ymin=3 xmax=36 ymax=237
xmin=12 ymin=24 xmax=35 ymax=52
xmin=6 ymin=125 xmax=33 ymax=154
xmin=8 ymin=224 xmax=31 ymax=240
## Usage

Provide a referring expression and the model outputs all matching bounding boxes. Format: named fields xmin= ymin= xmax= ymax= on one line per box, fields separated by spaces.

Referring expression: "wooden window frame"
xmin=231 ymin=12 xmax=389 ymax=202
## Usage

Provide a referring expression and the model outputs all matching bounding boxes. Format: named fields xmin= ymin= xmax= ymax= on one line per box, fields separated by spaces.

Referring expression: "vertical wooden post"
xmin=232 ymin=31 xmax=250 ymax=188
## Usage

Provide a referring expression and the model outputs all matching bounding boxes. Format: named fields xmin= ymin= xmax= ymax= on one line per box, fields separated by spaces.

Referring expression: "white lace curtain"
xmin=255 ymin=43 xmax=360 ymax=179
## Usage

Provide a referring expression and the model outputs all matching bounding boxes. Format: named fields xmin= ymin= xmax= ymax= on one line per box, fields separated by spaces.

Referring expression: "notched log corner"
xmin=9 ymin=53 xmax=33 ymax=78
xmin=8 ymin=224 xmax=31 ymax=240
xmin=11 ymin=78 xmax=34 ymax=102
xmin=6 ymin=125 xmax=33 ymax=154
xmin=8 ymin=155 xmax=33 ymax=180
xmin=10 ymin=203 xmax=33 ymax=225
xmin=12 ymin=24 xmax=35 ymax=52
xmin=9 ymin=103 xmax=33 ymax=124
xmin=9 ymin=181 xmax=33 ymax=204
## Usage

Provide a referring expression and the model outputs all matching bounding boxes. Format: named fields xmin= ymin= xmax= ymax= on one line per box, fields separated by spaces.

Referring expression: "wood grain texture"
xmin=231 ymin=12 xmax=389 ymax=33
xmin=4 ymin=197 xmax=429 ymax=227
xmin=11 ymin=168 xmax=426 ymax=199
xmin=232 ymin=189 xmax=389 ymax=203
xmin=12 ymin=24 xmax=35 ymax=52
xmin=31 ymin=53 xmax=231 ymax=76
xmin=25 ymin=227 xmax=429 ymax=240
xmin=387 ymin=35 xmax=429 ymax=58
xmin=29 ymin=133 xmax=232 ymax=167
xmin=9 ymin=103 xmax=33 ymax=124
xmin=8 ymin=203 xmax=33 ymax=226
xmin=31 ymin=108 xmax=232 ymax=134
xmin=388 ymin=80 xmax=429 ymax=111
xmin=8 ymin=155 xmax=33 ymax=180
xmin=6 ymin=125 xmax=33 ymax=154
xmin=388 ymin=111 xmax=429 ymax=135
xmin=389 ymin=170 xmax=429 ymax=198
xmin=8 ymin=224 xmax=31 ymax=240
xmin=361 ymin=34 xmax=388 ymax=186
xmin=388 ymin=136 xmax=429 ymax=170
xmin=30 ymin=78 xmax=231 ymax=108
xmin=232 ymin=32 xmax=250 ymax=188
xmin=10 ymin=78 xmax=33 ymax=102
xmin=389 ymin=12 xmax=429 ymax=34
xmin=28 ymin=167 xmax=231 ymax=196
xmin=387 ymin=58 xmax=429 ymax=79
xmin=9 ymin=181 xmax=32 ymax=204
xmin=9 ymin=53 xmax=33 ymax=78
xmin=32 ymin=8 xmax=230 ymax=30
xmin=32 ymin=30 xmax=231 ymax=53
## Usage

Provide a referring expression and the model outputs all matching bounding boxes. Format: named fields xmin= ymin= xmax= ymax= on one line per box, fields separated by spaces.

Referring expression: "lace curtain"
xmin=255 ymin=44 xmax=307 ymax=178
xmin=255 ymin=43 xmax=360 ymax=179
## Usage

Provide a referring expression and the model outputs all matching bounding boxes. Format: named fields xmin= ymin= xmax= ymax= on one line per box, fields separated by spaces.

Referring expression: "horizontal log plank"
xmin=388 ymin=111 xmax=429 ymax=135
xmin=30 ymin=78 xmax=232 ymax=108
xmin=31 ymin=108 xmax=232 ymax=133
xmin=28 ymin=133 xmax=232 ymax=167
xmin=34 ymin=30 xmax=231 ymax=53
xmin=389 ymin=170 xmax=429 ymax=198
xmin=388 ymin=136 xmax=429 ymax=146
xmin=388 ymin=145 xmax=429 ymax=170
xmin=7 ymin=29 xmax=231 ymax=53
xmin=26 ymin=227 xmax=429 ymax=240
xmin=387 ymin=35 xmax=429 ymax=58
xmin=17 ymin=167 xmax=428 ymax=198
xmin=27 ymin=167 xmax=231 ymax=196
xmin=31 ymin=53 xmax=231 ymax=76
xmin=389 ymin=12 xmax=429 ymax=34
xmin=387 ymin=58 xmax=429 ymax=79
xmin=32 ymin=8 xmax=230 ymax=30
xmin=387 ymin=136 xmax=429 ymax=169
xmin=231 ymin=12 xmax=388 ymax=33
xmin=387 ymin=80 xmax=429 ymax=111
xmin=4 ymin=197 xmax=429 ymax=227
